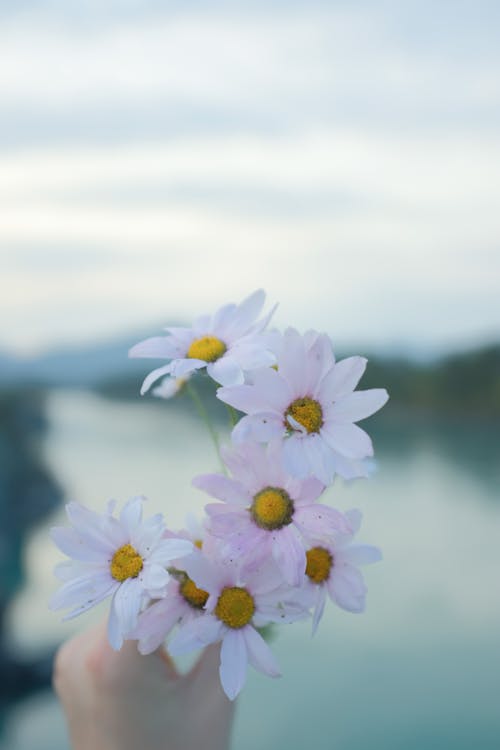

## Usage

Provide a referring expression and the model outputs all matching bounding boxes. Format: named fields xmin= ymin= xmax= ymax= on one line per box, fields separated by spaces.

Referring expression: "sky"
xmin=0 ymin=0 xmax=499 ymax=358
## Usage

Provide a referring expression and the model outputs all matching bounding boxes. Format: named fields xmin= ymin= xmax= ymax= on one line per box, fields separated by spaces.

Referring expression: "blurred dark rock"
xmin=0 ymin=388 xmax=63 ymax=710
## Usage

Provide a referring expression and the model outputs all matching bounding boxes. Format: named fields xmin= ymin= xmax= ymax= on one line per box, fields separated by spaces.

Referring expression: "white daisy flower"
xmin=301 ymin=509 xmax=382 ymax=634
xmin=168 ymin=555 xmax=307 ymax=700
xmin=217 ymin=328 xmax=389 ymax=484
xmin=129 ymin=289 xmax=277 ymax=393
xmin=49 ymin=497 xmax=194 ymax=650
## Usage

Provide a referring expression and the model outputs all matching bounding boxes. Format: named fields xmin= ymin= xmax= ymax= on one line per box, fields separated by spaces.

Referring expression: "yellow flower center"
xmin=180 ymin=576 xmax=209 ymax=610
xmin=110 ymin=543 xmax=143 ymax=582
xmin=194 ymin=539 xmax=203 ymax=550
xmin=214 ymin=587 xmax=255 ymax=629
xmin=286 ymin=397 xmax=324 ymax=434
xmin=187 ymin=335 xmax=227 ymax=362
xmin=251 ymin=487 xmax=294 ymax=530
xmin=305 ymin=547 xmax=333 ymax=584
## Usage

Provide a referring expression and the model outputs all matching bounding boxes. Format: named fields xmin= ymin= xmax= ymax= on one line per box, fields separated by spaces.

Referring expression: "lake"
xmin=2 ymin=390 xmax=499 ymax=750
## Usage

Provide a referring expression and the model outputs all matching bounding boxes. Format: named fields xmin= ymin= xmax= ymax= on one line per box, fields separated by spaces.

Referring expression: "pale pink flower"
xmin=301 ymin=509 xmax=382 ymax=633
xmin=129 ymin=289 xmax=276 ymax=393
xmin=218 ymin=328 xmax=388 ymax=484
xmin=194 ymin=440 xmax=350 ymax=586
xmin=168 ymin=555 xmax=307 ymax=700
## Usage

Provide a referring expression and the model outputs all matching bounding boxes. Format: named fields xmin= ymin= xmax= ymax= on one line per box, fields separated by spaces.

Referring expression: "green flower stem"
xmin=186 ymin=381 xmax=226 ymax=474
xmin=225 ymin=404 xmax=239 ymax=428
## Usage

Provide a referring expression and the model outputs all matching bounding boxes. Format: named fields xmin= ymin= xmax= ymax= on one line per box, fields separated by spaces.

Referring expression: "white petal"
xmin=341 ymin=544 xmax=382 ymax=567
xmin=243 ymin=627 xmax=281 ymax=677
xmin=112 ymin=578 xmax=143 ymax=637
xmin=50 ymin=526 xmax=108 ymax=562
xmin=168 ymin=614 xmax=222 ymax=655
xmin=319 ymin=356 xmax=367 ymax=401
xmin=148 ymin=538 xmax=193 ymax=565
xmin=321 ymin=423 xmax=374 ymax=459
xmin=329 ymin=565 xmax=366 ymax=613
xmin=207 ymin=356 xmax=244 ymax=386
xmin=119 ymin=496 xmax=144 ymax=534
xmin=251 ymin=368 xmax=292 ymax=411
xmin=107 ymin=595 xmax=123 ymax=650
xmin=220 ymin=630 xmax=248 ymax=700
xmin=49 ymin=571 xmax=113 ymax=611
xmin=294 ymin=504 xmax=351 ymax=537
xmin=231 ymin=413 xmax=283 ymax=444
xmin=140 ymin=364 xmax=173 ymax=395
xmin=227 ymin=289 xmax=265 ymax=336
xmin=311 ymin=586 xmax=327 ymax=635
xmin=128 ymin=336 xmax=176 ymax=359
xmin=330 ymin=389 xmax=389 ymax=423
xmin=282 ymin=436 xmax=310 ymax=478
xmin=141 ymin=563 xmax=170 ymax=591
xmin=169 ymin=358 xmax=206 ymax=378
xmin=345 ymin=509 xmax=363 ymax=534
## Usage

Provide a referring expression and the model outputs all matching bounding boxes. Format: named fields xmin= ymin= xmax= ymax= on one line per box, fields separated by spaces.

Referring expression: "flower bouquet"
xmin=50 ymin=290 xmax=388 ymax=700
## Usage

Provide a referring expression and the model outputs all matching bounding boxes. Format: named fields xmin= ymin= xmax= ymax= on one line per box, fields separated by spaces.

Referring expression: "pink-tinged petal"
xmin=220 ymin=630 xmax=248 ymax=700
xmin=294 ymin=504 xmax=351 ymax=538
xmin=134 ymin=599 xmax=184 ymax=655
xmin=318 ymin=356 xmax=367 ymax=402
xmin=282 ymin=436 xmax=310 ymax=478
xmin=148 ymin=538 xmax=193 ymax=566
xmin=169 ymin=614 xmax=223 ymax=655
xmin=193 ymin=474 xmax=250 ymax=505
xmin=140 ymin=364 xmax=174 ymax=395
xmin=217 ymin=384 xmax=279 ymax=415
xmin=243 ymin=627 xmax=281 ymax=677
xmin=128 ymin=336 xmax=176 ymax=359
xmin=278 ymin=328 xmax=307 ymax=394
xmin=341 ymin=544 xmax=382 ymax=567
xmin=119 ymin=496 xmax=144 ymax=534
xmin=207 ymin=356 xmax=244 ymax=386
xmin=231 ymin=413 xmax=283 ymax=444
xmin=312 ymin=586 xmax=327 ymax=635
xmin=169 ymin=358 xmax=206 ymax=378
xmin=321 ymin=423 xmax=374 ymax=460
xmin=251 ymin=368 xmax=292 ymax=411
xmin=306 ymin=333 xmax=335 ymax=394
xmin=295 ymin=476 xmax=325 ymax=504
xmin=330 ymin=389 xmax=389 ymax=423
xmin=205 ymin=505 xmax=249 ymax=538
xmin=272 ymin=528 xmax=306 ymax=586
xmin=329 ymin=565 xmax=366 ymax=613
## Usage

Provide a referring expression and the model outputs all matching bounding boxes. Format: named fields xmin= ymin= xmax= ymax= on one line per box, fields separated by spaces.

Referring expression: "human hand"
xmin=53 ymin=621 xmax=235 ymax=750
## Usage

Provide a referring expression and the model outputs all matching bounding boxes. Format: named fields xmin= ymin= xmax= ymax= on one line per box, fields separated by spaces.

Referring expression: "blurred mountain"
xmin=0 ymin=336 xmax=499 ymax=417
xmin=0 ymin=333 xmax=152 ymax=389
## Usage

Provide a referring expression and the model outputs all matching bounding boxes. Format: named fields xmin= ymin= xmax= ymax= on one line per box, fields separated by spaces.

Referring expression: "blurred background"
xmin=0 ymin=1 xmax=499 ymax=748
